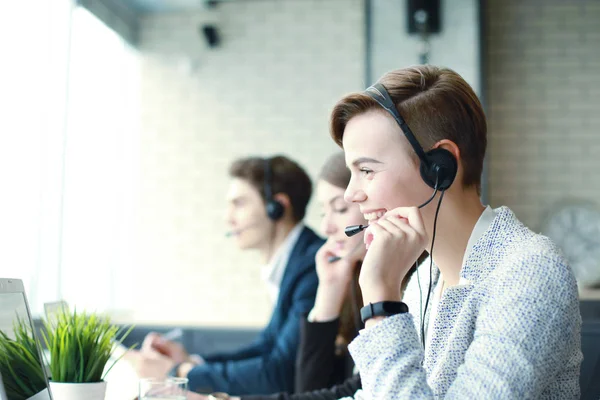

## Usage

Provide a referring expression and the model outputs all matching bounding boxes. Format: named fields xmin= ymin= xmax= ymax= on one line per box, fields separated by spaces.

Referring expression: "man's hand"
xmin=185 ymin=393 xmax=240 ymax=400
xmin=360 ymin=207 xmax=427 ymax=304
xmin=185 ymin=393 xmax=209 ymax=400
xmin=142 ymin=332 xmax=190 ymax=364
xmin=125 ymin=348 xmax=176 ymax=379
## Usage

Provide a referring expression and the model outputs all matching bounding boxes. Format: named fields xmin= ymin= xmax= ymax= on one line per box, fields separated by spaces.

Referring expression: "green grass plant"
xmin=0 ymin=317 xmax=47 ymax=400
xmin=42 ymin=310 xmax=133 ymax=383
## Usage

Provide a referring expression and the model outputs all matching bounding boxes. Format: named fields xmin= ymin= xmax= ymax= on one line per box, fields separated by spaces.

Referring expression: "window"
xmin=0 ymin=3 xmax=140 ymax=317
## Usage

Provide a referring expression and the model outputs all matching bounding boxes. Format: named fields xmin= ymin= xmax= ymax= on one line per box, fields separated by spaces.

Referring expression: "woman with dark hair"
xmin=292 ymin=151 xmax=366 ymax=394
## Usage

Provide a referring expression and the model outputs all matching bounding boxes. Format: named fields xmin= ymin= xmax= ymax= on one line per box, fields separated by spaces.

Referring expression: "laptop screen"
xmin=0 ymin=280 xmax=51 ymax=400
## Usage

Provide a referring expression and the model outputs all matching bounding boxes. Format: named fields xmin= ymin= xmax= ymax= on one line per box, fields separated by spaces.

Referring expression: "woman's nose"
xmin=320 ymin=213 xmax=337 ymax=236
xmin=344 ymin=178 xmax=366 ymax=203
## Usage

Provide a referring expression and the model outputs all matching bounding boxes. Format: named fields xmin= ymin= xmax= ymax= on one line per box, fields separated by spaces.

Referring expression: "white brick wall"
xmin=487 ymin=0 xmax=600 ymax=230
xmin=132 ymin=0 xmax=364 ymax=326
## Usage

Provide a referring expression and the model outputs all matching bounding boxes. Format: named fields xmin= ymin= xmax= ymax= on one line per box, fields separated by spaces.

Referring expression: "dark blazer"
xmin=294 ymin=317 xmax=357 ymax=393
xmin=187 ymin=226 xmax=324 ymax=396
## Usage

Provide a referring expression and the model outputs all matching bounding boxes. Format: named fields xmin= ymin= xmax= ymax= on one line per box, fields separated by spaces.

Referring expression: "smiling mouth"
xmin=362 ymin=209 xmax=387 ymax=222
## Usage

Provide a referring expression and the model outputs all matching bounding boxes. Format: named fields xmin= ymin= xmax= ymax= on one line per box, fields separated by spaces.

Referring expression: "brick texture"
xmin=486 ymin=0 xmax=600 ymax=230
xmin=133 ymin=0 xmax=364 ymax=326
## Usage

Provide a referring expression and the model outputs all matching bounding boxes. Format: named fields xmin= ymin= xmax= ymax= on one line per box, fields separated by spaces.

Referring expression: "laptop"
xmin=0 ymin=373 xmax=7 ymax=400
xmin=43 ymin=301 xmax=69 ymax=323
xmin=0 ymin=278 xmax=52 ymax=400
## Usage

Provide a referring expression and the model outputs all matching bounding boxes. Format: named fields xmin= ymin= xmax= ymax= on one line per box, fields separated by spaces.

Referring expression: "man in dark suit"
xmin=132 ymin=155 xmax=324 ymax=396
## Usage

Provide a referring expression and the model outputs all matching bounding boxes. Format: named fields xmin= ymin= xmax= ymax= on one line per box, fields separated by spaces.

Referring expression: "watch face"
xmin=382 ymin=301 xmax=409 ymax=314
xmin=542 ymin=201 xmax=600 ymax=287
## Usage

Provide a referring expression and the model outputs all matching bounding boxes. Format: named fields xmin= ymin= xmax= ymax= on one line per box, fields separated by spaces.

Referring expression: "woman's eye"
xmin=360 ymin=168 xmax=373 ymax=176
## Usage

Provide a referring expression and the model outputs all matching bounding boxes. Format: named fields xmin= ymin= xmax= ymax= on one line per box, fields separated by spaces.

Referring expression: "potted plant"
xmin=0 ymin=317 xmax=50 ymax=400
xmin=42 ymin=310 xmax=132 ymax=400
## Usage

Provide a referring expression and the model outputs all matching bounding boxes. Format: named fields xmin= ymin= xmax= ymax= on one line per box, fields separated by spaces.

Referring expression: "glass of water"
xmin=139 ymin=377 xmax=188 ymax=399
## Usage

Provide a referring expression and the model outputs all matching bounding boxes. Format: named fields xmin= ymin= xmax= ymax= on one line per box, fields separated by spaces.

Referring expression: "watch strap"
xmin=360 ymin=301 xmax=409 ymax=323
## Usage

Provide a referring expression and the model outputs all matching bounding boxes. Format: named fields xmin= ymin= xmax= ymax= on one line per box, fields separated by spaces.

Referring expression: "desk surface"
xmin=580 ymin=288 xmax=600 ymax=300
xmin=104 ymin=358 xmax=139 ymax=400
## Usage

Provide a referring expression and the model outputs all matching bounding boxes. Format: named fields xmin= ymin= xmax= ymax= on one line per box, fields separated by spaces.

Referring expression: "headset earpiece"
xmin=266 ymin=200 xmax=284 ymax=221
xmin=420 ymin=148 xmax=458 ymax=191
xmin=264 ymin=158 xmax=285 ymax=221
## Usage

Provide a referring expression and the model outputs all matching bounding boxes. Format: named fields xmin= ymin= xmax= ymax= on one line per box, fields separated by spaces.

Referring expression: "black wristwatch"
xmin=360 ymin=301 xmax=409 ymax=323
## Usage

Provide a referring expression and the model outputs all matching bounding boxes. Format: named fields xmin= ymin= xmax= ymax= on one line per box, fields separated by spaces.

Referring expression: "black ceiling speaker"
xmin=200 ymin=24 xmax=220 ymax=48
xmin=407 ymin=0 xmax=441 ymax=34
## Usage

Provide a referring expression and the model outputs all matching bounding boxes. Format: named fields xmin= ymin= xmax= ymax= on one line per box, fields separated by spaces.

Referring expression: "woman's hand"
xmin=360 ymin=207 xmax=427 ymax=305
xmin=315 ymin=238 xmax=359 ymax=286
xmin=309 ymin=239 xmax=361 ymax=321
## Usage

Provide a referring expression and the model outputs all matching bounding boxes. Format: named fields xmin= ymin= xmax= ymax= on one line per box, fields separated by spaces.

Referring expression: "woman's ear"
xmin=434 ymin=139 xmax=463 ymax=190
xmin=434 ymin=139 xmax=461 ymax=162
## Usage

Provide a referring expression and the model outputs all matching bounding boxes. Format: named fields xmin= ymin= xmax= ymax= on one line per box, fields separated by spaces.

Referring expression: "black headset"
xmin=364 ymin=83 xmax=457 ymax=191
xmin=263 ymin=157 xmax=285 ymax=221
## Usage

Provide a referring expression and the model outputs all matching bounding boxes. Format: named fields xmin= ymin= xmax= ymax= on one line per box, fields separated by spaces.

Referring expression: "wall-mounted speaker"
xmin=407 ymin=0 xmax=441 ymax=34
xmin=200 ymin=24 xmax=220 ymax=48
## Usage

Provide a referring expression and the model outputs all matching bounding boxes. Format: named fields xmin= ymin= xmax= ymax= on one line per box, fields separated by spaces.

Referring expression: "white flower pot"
xmin=49 ymin=381 xmax=107 ymax=400
xmin=28 ymin=388 xmax=51 ymax=400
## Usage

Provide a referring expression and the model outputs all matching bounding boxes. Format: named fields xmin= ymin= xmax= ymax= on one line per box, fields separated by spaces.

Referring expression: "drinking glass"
xmin=139 ymin=377 xmax=188 ymax=400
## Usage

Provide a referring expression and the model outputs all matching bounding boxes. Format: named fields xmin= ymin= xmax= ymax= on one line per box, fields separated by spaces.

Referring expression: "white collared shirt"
xmin=261 ymin=223 xmax=305 ymax=304
xmin=461 ymin=206 xmax=497 ymax=269
xmin=425 ymin=205 xmax=496 ymax=345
